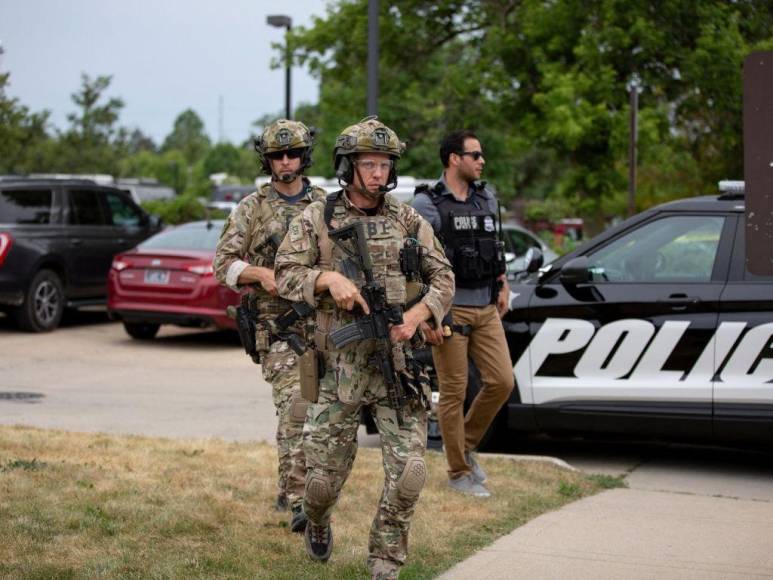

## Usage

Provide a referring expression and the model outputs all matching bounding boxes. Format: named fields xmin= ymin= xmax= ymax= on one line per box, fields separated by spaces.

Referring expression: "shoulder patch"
xmin=288 ymin=220 xmax=305 ymax=243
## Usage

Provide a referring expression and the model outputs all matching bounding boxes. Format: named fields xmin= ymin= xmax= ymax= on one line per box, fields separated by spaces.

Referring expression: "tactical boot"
xmin=465 ymin=450 xmax=487 ymax=484
xmin=305 ymin=522 xmax=333 ymax=562
xmin=448 ymin=473 xmax=491 ymax=497
xmin=275 ymin=492 xmax=289 ymax=512
xmin=290 ymin=505 xmax=308 ymax=533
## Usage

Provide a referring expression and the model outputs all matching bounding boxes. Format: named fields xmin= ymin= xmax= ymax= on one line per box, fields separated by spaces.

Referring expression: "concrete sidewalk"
xmin=439 ymin=460 xmax=773 ymax=580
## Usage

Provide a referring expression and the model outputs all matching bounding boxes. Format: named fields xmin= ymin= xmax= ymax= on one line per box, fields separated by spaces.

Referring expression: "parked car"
xmin=0 ymin=178 xmax=162 ymax=331
xmin=115 ymin=178 xmax=176 ymax=204
xmin=472 ymin=183 xmax=772 ymax=448
xmin=107 ymin=220 xmax=239 ymax=339
xmin=207 ymin=184 xmax=255 ymax=213
xmin=501 ymin=222 xmax=558 ymax=274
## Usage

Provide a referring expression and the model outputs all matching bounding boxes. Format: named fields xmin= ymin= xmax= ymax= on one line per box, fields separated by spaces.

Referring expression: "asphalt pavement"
xmin=3 ymin=313 xmax=773 ymax=579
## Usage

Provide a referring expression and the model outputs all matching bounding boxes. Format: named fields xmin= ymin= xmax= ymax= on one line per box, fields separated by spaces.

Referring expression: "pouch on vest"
xmin=299 ymin=349 xmax=320 ymax=403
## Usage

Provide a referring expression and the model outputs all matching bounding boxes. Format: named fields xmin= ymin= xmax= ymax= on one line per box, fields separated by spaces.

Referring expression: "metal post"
xmin=367 ymin=0 xmax=379 ymax=116
xmin=627 ymin=74 xmax=642 ymax=217
xmin=267 ymin=15 xmax=293 ymax=120
xmin=285 ymin=33 xmax=292 ymax=120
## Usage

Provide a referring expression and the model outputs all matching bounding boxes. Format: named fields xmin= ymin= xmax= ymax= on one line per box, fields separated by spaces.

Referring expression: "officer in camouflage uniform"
xmin=213 ymin=119 xmax=327 ymax=532
xmin=275 ymin=117 xmax=454 ymax=579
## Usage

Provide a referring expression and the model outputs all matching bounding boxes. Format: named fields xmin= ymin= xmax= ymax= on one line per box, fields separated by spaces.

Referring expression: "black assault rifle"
xmin=327 ymin=222 xmax=413 ymax=427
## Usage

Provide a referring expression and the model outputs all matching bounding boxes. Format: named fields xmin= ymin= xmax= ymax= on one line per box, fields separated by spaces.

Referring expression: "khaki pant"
xmin=432 ymin=304 xmax=514 ymax=479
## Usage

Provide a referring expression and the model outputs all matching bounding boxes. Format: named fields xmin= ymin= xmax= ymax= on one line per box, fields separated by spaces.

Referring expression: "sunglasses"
xmin=266 ymin=149 xmax=304 ymax=161
xmin=458 ymin=150 xmax=484 ymax=161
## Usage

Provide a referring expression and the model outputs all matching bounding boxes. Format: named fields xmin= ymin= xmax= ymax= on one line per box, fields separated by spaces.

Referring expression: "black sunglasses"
xmin=266 ymin=148 xmax=304 ymax=160
xmin=458 ymin=150 xmax=484 ymax=161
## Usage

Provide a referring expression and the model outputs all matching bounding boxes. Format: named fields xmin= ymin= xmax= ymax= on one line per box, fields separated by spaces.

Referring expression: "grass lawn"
xmin=0 ymin=425 xmax=621 ymax=579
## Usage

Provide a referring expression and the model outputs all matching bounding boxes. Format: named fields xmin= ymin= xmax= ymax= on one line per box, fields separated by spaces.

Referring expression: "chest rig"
xmin=417 ymin=182 xmax=505 ymax=290
xmin=322 ymin=190 xmax=416 ymax=308
xmin=250 ymin=181 xmax=324 ymax=317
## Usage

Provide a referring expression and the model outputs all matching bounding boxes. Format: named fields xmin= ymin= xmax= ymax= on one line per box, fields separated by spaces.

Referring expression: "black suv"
xmin=483 ymin=185 xmax=773 ymax=447
xmin=0 ymin=178 xmax=162 ymax=331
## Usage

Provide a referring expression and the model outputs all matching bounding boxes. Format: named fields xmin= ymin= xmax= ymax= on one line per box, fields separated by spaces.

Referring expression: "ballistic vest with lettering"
xmin=421 ymin=183 xmax=505 ymax=290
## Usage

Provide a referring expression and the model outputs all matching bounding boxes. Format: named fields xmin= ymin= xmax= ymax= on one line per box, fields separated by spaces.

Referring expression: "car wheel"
xmin=123 ymin=321 xmax=160 ymax=340
xmin=12 ymin=269 xmax=65 ymax=332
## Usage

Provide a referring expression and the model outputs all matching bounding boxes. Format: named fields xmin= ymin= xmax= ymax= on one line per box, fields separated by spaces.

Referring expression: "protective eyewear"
xmin=266 ymin=148 xmax=304 ymax=161
xmin=356 ymin=159 xmax=393 ymax=173
xmin=459 ymin=150 xmax=484 ymax=161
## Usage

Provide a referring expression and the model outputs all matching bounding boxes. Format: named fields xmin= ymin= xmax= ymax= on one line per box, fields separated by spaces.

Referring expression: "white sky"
xmin=0 ymin=0 xmax=332 ymax=145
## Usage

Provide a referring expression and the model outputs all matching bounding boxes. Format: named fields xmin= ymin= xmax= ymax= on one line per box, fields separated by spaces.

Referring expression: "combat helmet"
xmin=255 ymin=119 xmax=315 ymax=182
xmin=333 ymin=116 xmax=405 ymax=195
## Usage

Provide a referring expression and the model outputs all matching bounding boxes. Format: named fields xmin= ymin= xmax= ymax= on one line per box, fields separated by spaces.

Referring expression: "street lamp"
xmin=626 ymin=73 xmax=643 ymax=217
xmin=267 ymin=14 xmax=293 ymax=120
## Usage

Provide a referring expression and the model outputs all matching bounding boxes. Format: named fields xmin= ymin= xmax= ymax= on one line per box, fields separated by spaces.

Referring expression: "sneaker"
xmin=305 ymin=522 xmax=333 ymax=562
xmin=275 ymin=493 xmax=289 ymax=512
xmin=465 ymin=451 xmax=487 ymax=484
xmin=448 ymin=473 xmax=491 ymax=497
xmin=290 ymin=505 xmax=308 ymax=534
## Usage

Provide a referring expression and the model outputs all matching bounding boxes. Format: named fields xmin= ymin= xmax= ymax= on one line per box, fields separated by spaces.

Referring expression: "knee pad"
xmin=396 ymin=457 xmax=426 ymax=500
xmin=306 ymin=471 xmax=333 ymax=507
xmin=289 ymin=392 xmax=309 ymax=424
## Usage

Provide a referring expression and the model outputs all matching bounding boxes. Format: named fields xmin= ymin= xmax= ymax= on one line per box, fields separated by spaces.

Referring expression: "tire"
xmin=12 ymin=269 xmax=65 ymax=332
xmin=123 ymin=321 xmax=160 ymax=340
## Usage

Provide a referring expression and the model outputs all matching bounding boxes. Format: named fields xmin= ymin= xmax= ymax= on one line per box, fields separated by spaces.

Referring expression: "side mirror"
xmin=505 ymin=251 xmax=517 ymax=264
xmin=559 ymin=256 xmax=590 ymax=286
xmin=524 ymin=247 xmax=544 ymax=273
xmin=148 ymin=214 xmax=163 ymax=230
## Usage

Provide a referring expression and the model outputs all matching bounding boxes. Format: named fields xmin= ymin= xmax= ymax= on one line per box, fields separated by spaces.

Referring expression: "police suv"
xmin=488 ymin=182 xmax=772 ymax=447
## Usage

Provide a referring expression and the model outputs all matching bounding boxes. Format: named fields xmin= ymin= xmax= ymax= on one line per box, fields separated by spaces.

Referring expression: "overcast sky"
xmin=0 ymin=0 xmax=331 ymax=145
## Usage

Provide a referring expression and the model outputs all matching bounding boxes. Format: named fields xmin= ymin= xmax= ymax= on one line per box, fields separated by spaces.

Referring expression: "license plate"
xmin=144 ymin=269 xmax=170 ymax=284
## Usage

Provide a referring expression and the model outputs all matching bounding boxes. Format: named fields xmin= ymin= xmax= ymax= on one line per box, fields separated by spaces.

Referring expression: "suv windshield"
xmin=0 ymin=189 xmax=53 ymax=224
xmin=139 ymin=222 xmax=224 ymax=251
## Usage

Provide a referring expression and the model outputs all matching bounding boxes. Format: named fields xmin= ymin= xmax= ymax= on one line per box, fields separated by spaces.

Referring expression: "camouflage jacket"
xmin=274 ymin=190 xmax=454 ymax=336
xmin=213 ymin=179 xmax=327 ymax=320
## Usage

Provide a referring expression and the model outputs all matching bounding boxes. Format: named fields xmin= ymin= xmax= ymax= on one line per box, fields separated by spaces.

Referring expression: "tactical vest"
xmin=416 ymin=182 xmax=505 ymax=290
xmin=249 ymin=180 xmax=326 ymax=318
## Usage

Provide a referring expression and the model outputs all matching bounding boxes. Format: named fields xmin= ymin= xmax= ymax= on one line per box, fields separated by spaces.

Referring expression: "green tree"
xmin=162 ymin=109 xmax=211 ymax=165
xmin=0 ymin=73 xmax=54 ymax=174
xmin=57 ymin=73 xmax=126 ymax=173
xmin=287 ymin=0 xmax=773 ymax=232
xmin=201 ymin=142 xmax=256 ymax=183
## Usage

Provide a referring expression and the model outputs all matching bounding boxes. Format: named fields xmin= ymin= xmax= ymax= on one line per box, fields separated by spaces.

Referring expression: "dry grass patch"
xmin=0 ymin=425 xmax=619 ymax=579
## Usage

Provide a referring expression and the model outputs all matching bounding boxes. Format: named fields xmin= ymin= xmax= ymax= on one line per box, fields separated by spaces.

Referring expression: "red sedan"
xmin=107 ymin=220 xmax=239 ymax=339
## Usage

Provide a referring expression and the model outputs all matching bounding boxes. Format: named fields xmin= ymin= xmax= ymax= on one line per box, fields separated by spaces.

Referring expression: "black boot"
xmin=290 ymin=505 xmax=308 ymax=533
xmin=275 ymin=493 xmax=289 ymax=512
xmin=304 ymin=522 xmax=333 ymax=562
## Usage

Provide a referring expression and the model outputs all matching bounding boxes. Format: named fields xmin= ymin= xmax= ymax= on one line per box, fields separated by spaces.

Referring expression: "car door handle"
xmin=658 ymin=293 xmax=701 ymax=310
xmin=69 ymin=239 xmax=81 ymax=246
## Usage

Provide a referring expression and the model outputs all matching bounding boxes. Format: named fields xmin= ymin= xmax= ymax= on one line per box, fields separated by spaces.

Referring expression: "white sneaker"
xmin=465 ymin=451 xmax=488 ymax=484
xmin=448 ymin=473 xmax=491 ymax=497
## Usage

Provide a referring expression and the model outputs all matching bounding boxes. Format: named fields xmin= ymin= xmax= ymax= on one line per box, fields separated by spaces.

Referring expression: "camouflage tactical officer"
xmin=275 ymin=117 xmax=454 ymax=579
xmin=213 ymin=118 xmax=326 ymax=532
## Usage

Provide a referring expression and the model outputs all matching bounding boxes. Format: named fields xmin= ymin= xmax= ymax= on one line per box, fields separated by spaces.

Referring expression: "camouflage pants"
xmin=303 ymin=348 xmax=428 ymax=578
xmin=262 ymin=340 xmax=308 ymax=510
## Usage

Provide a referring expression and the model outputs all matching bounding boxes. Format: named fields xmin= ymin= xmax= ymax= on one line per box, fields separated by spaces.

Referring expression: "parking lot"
xmin=0 ymin=310 xmax=275 ymax=442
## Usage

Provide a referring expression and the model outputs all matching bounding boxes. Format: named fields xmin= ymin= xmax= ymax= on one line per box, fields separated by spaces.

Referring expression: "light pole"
xmin=626 ymin=73 xmax=643 ymax=217
xmin=367 ymin=0 xmax=379 ymax=116
xmin=267 ymin=14 xmax=293 ymax=120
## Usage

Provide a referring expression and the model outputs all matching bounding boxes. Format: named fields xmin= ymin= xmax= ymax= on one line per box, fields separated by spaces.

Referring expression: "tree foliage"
xmin=0 ymin=73 xmax=53 ymax=174
xmin=286 ymin=0 xmax=773 ymax=231
xmin=161 ymin=109 xmax=211 ymax=164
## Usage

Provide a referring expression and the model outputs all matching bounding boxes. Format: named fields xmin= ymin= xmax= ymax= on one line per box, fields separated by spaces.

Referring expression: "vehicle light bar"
xmin=718 ymin=180 xmax=745 ymax=194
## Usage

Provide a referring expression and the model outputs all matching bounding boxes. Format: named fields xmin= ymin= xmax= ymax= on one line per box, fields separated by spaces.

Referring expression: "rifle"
xmin=326 ymin=221 xmax=413 ymax=427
